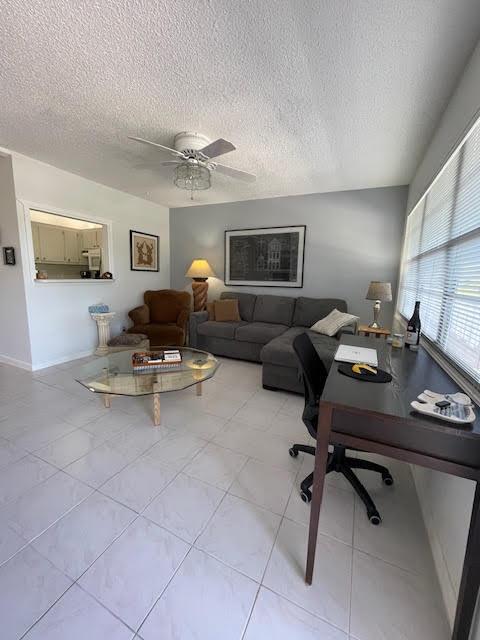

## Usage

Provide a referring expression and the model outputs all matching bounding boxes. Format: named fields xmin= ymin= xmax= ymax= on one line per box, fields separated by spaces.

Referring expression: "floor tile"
xmin=233 ymin=402 xmax=278 ymax=430
xmin=146 ymin=432 xmax=207 ymax=471
xmin=0 ymin=522 xmax=27 ymax=565
xmin=263 ymin=518 xmax=352 ymax=632
xmin=79 ymin=517 xmax=189 ymax=630
xmin=0 ymin=436 xmax=26 ymax=469
xmin=0 ymin=546 xmax=72 ymax=640
xmin=82 ymin=408 xmax=136 ymax=441
xmin=213 ymin=420 xmax=302 ymax=472
xmin=11 ymin=418 xmax=77 ymax=452
xmin=144 ymin=473 xmax=224 ymax=543
xmin=165 ymin=409 xmax=227 ymax=440
xmin=59 ymin=401 xmax=111 ymax=428
xmin=3 ymin=471 xmax=92 ymax=542
xmin=229 ymin=458 xmax=296 ymax=514
xmin=64 ymin=441 xmax=133 ymax=487
xmin=268 ymin=410 xmax=313 ymax=442
xmin=140 ymin=548 xmax=258 ymax=640
xmin=36 ymin=428 xmax=104 ymax=468
xmin=32 ymin=492 xmax=136 ymax=579
xmin=196 ymin=494 xmax=281 ymax=581
xmin=244 ymin=587 xmax=347 ymax=640
xmin=350 ymin=549 xmax=450 ymax=640
xmin=0 ymin=454 xmax=57 ymax=506
xmin=353 ymin=491 xmax=435 ymax=576
xmin=285 ymin=483 xmax=354 ymax=545
xmin=100 ymin=454 xmax=177 ymax=512
xmin=24 ymin=584 xmax=134 ymax=640
xmin=107 ymin=423 xmax=170 ymax=459
xmin=184 ymin=442 xmax=247 ymax=489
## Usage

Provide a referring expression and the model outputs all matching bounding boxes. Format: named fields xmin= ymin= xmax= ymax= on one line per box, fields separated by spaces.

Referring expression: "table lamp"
xmin=186 ymin=259 xmax=216 ymax=311
xmin=365 ymin=281 xmax=392 ymax=328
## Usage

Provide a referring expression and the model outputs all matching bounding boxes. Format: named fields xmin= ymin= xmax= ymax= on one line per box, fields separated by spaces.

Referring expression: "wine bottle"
xmin=405 ymin=301 xmax=421 ymax=348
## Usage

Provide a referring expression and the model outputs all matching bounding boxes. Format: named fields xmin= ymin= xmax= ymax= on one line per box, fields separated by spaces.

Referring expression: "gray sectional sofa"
xmin=189 ymin=292 xmax=357 ymax=394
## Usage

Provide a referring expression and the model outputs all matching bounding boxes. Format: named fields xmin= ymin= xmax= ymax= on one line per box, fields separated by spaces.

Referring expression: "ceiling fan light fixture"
xmin=174 ymin=163 xmax=211 ymax=193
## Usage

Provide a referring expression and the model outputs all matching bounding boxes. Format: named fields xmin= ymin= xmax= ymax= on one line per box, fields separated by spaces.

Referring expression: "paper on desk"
xmin=334 ymin=345 xmax=378 ymax=367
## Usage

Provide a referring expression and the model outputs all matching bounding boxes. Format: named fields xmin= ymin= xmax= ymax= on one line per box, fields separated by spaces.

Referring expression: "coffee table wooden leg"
xmin=103 ymin=394 xmax=111 ymax=408
xmin=153 ymin=393 xmax=161 ymax=426
xmin=196 ymin=382 xmax=202 ymax=397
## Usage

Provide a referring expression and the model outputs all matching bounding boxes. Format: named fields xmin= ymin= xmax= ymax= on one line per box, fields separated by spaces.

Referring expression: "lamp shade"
xmin=365 ymin=281 xmax=392 ymax=301
xmin=185 ymin=259 xmax=216 ymax=279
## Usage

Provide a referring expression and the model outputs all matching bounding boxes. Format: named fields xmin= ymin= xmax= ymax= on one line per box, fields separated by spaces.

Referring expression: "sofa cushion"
xmin=292 ymin=297 xmax=347 ymax=328
xmin=261 ymin=327 xmax=339 ymax=370
xmin=220 ymin=291 xmax=256 ymax=322
xmin=235 ymin=322 xmax=288 ymax=345
xmin=311 ymin=308 xmax=359 ymax=337
xmin=197 ymin=320 xmax=246 ymax=340
xmin=253 ymin=295 xmax=295 ymax=326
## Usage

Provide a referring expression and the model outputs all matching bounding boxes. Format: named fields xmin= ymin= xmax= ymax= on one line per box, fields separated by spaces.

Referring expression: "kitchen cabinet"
xmin=31 ymin=223 xmax=41 ymax=261
xmin=39 ymin=225 xmax=65 ymax=263
xmin=80 ymin=228 xmax=101 ymax=250
xmin=64 ymin=229 xmax=80 ymax=263
xmin=33 ymin=223 xmax=92 ymax=265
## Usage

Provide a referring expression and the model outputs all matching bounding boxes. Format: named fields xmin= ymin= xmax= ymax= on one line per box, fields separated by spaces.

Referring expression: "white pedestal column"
xmin=91 ymin=312 xmax=116 ymax=356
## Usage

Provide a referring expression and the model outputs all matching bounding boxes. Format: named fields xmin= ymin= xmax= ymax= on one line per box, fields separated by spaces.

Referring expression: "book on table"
xmin=132 ymin=350 xmax=182 ymax=372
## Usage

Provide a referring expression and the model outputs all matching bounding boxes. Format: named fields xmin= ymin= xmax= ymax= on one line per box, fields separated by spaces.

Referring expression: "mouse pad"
xmin=338 ymin=363 xmax=392 ymax=383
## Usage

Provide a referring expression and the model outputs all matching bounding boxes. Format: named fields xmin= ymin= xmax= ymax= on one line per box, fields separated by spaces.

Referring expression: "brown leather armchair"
xmin=127 ymin=289 xmax=191 ymax=347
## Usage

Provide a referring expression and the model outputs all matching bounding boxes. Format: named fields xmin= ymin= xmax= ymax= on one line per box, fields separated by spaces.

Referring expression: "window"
xmin=28 ymin=209 xmax=110 ymax=281
xmin=397 ymin=119 xmax=480 ymax=386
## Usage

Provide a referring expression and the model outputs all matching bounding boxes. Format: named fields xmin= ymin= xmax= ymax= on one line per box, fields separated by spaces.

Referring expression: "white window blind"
xmin=398 ymin=119 xmax=480 ymax=386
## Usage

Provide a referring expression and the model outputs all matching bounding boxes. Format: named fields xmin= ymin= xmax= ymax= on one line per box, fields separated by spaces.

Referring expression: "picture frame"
xmin=225 ymin=225 xmax=306 ymax=287
xmin=130 ymin=230 xmax=159 ymax=272
xmin=3 ymin=246 xmax=16 ymax=265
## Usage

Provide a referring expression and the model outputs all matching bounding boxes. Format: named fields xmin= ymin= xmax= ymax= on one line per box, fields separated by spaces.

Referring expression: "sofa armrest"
xmin=189 ymin=310 xmax=208 ymax=348
xmin=129 ymin=304 xmax=150 ymax=326
xmin=336 ymin=320 xmax=358 ymax=339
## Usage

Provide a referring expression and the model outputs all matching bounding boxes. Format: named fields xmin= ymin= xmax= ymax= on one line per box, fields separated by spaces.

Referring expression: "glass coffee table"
xmin=76 ymin=347 xmax=219 ymax=426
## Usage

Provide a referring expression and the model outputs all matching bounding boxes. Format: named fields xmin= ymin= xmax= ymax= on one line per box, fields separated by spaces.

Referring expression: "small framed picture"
xmin=3 ymin=247 xmax=15 ymax=265
xmin=130 ymin=230 xmax=159 ymax=272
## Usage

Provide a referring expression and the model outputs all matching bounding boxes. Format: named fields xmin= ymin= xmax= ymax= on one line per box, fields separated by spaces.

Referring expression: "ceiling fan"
xmin=128 ymin=131 xmax=256 ymax=199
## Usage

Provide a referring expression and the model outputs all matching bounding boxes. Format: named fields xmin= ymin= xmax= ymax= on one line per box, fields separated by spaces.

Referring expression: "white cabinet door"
xmin=64 ymin=229 xmax=80 ymax=263
xmin=31 ymin=223 xmax=41 ymax=261
xmin=80 ymin=229 xmax=97 ymax=249
xmin=39 ymin=226 xmax=65 ymax=262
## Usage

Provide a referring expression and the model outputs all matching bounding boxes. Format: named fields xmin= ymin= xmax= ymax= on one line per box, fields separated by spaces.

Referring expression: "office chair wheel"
xmin=289 ymin=448 xmax=299 ymax=458
xmin=300 ymin=489 xmax=312 ymax=503
xmin=368 ymin=511 xmax=382 ymax=525
xmin=382 ymin=474 xmax=394 ymax=486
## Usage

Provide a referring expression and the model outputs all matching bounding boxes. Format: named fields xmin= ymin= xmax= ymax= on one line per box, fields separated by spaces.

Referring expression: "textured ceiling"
xmin=1 ymin=1 xmax=480 ymax=208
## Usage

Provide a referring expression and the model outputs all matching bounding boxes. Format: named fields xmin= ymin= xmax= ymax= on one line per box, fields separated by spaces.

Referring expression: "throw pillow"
xmin=310 ymin=308 xmax=359 ymax=337
xmin=214 ymin=298 xmax=241 ymax=322
xmin=206 ymin=301 xmax=216 ymax=321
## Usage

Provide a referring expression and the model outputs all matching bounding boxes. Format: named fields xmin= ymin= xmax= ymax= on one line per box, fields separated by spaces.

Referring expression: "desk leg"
xmin=305 ymin=403 xmax=332 ymax=584
xmin=452 ymin=482 xmax=480 ymax=640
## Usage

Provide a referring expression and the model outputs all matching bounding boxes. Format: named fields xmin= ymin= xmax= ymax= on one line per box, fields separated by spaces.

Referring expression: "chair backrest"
xmin=292 ymin=332 xmax=329 ymax=438
xmin=144 ymin=289 xmax=191 ymax=324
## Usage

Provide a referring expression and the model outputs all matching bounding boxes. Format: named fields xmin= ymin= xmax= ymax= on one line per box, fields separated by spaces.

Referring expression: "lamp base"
xmin=369 ymin=300 xmax=382 ymax=329
xmin=368 ymin=321 xmax=381 ymax=329
xmin=191 ymin=281 xmax=208 ymax=311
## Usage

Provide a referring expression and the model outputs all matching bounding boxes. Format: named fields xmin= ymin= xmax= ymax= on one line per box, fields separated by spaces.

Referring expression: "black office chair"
xmin=290 ymin=332 xmax=393 ymax=524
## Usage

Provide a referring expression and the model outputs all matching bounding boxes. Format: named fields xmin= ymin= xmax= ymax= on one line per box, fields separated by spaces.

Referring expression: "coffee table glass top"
xmin=75 ymin=347 xmax=219 ymax=396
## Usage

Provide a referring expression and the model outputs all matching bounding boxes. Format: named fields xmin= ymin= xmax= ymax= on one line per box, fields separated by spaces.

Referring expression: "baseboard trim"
xmin=31 ymin=349 xmax=95 ymax=371
xmin=0 ymin=353 xmax=32 ymax=371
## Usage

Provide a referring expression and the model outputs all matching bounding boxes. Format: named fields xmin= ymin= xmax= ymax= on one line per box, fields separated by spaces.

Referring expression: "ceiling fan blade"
xmin=159 ymin=160 xmax=181 ymax=166
xmin=214 ymin=162 xmax=256 ymax=183
xmin=199 ymin=138 xmax=236 ymax=159
xmin=128 ymin=136 xmax=186 ymax=158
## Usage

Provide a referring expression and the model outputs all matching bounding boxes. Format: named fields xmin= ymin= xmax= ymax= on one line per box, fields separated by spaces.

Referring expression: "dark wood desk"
xmin=306 ymin=335 xmax=480 ymax=640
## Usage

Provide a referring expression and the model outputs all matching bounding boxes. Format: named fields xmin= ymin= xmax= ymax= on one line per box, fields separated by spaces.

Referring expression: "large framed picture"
xmin=130 ymin=230 xmax=159 ymax=272
xmin=225 ymin=225 xmax=306 ymax=287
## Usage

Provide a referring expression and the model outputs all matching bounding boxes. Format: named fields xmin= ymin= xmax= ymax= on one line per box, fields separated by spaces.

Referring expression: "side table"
xmin=357 ymin=324 xmax=391 ymax=339
xmin=91 ymin=312 xmax=116 ymax=355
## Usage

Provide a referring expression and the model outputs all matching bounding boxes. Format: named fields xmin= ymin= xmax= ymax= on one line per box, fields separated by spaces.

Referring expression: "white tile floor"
xmin=0 ymin=356 xmax=450 ymax=640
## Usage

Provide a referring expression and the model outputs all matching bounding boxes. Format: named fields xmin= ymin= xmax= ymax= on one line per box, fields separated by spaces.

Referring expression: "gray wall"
xmin=170 ymin=186 xmax=408 ymax=325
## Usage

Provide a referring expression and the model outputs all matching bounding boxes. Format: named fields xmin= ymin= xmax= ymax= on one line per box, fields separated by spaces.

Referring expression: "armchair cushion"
xmin=129 ymin=304 xmax=150 ymax=326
